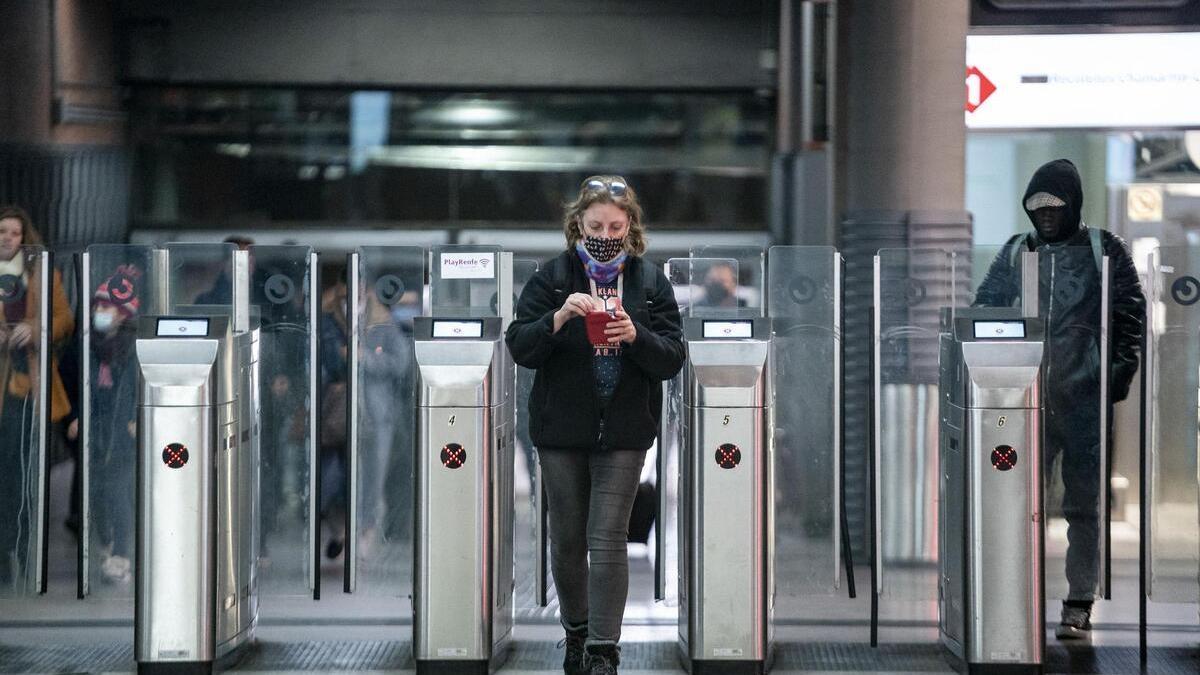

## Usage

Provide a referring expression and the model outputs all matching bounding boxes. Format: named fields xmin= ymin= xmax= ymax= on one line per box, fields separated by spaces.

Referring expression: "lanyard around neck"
xmin=588 ymin=274 xmax=623 ymax=310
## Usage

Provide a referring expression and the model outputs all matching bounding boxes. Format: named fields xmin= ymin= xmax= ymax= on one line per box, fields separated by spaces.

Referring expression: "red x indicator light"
xmin=441 ymin=443 xmax=466 ymax=470
xmin=991 ymin=445 xmax=1018 ymax=472
xmin=715 ymin=443 xmax=741 ymax=470
xmin=162 ymin=443 xmax=189 ymax=469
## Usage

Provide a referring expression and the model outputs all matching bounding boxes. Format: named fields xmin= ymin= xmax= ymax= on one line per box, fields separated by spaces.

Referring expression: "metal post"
xmin=1099 ymin=256 xmax=1112 ymax=600
xmin=1020 ymin=251 xmax=1039 ymax=318
xmin=1137 ymin=251 xmax=1153 ymax=665
xmin=345 ymin=252 xmax=360 ymax=593
xmin=534 ymin=457 xmax=548 ymax=607
xmin=233 ymin=250 xmax=250 ymax=334
xmin=34 ymin=251 xmax=52 ymax=594
xmin=830 ymin=249 xmax=843 ymax=586
xmin=79 ymin=251 xmax=91 ymax=598
xmin=308 ymin=250 xmax=320 ymax=599
xmin=871 ymin=255 xmax=883 ymax=600
xmin=153 ymin=248 xmax=170 ymax=314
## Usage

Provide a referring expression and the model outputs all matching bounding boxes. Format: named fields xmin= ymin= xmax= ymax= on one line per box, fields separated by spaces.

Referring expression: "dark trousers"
xmin=0 ymin=394 xmax=35 ymax=587
xmin=539 ymin=447 xmax=647 ymax=645
xmin=1045 ymin=406 xmax=1102 ymax=603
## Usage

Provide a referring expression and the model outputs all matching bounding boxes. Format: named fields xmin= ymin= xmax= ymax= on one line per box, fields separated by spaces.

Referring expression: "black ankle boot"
xmin=559 ymin=625 xmax=588 ymax=675
xmin=584 ymin=643 xmax=620 ymax=675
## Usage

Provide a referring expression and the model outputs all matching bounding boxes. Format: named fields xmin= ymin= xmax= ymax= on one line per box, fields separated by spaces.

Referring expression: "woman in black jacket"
xmin=506 ymin=176 xmax=684 ymax=675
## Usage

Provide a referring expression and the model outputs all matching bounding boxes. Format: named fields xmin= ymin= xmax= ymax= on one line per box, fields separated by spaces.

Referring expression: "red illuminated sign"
xmin=714 ymin=443 xmax=742 ymax=470
xmin=966 ymin=66 xmax=997 ymax=113
xmin=441 ymin=443 xmax=466 ymax=470
xmin=162 ymin=443 xmax=189 ymax=469
xmin=991 ymin=445 xmax=1018 ymax=471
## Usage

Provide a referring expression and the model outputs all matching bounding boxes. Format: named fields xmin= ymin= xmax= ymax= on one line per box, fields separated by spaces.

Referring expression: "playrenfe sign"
xmin=441 ymin=252 xmax=495 ymax=279
xmin=966 ymin=32 xmax=1200 ymax=129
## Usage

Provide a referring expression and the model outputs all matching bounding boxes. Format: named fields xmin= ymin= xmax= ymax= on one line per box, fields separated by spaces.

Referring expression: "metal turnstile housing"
xmin=939 ymin=308 xmax=1044 ymax=674
xmin=414 ymin=316 xmax=513 ymax=674
xmin=679 ymin=317 xmax=774 ymax=675
xmin=135 ymin=314 xmax=261 ymax=674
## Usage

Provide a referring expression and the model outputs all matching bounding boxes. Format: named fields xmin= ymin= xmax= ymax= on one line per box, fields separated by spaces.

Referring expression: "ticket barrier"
xmin=414 ymin=315 xmax=513 ymax=674
xmin=938 ymin=308 xmax=1044 ymax=674
xmin=134 ymin=312 xmax=261 ymax=674
xmin=678 ymin=317 xmax=774 ymax=675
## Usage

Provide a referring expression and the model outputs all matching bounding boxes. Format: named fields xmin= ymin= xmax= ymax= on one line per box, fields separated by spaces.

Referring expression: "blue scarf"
xmin=575 ymin=241 xmax=627 ymax=284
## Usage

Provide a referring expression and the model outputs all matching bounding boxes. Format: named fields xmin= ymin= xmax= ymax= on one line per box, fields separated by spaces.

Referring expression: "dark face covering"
xmin=704 ymin=281 xmax=731 ymax=304
xmin=583 ymin=235 xmax=626 ymax=263
xmin=1032 ymin=206 xmax=1072 ymax=243
xmin=1023 ymin=159 xmax=1084 ymax=244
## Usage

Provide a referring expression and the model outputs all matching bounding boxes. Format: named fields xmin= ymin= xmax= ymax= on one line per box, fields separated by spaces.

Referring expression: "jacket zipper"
xmin=1046 ymin=251 xmax=1056 ymax=410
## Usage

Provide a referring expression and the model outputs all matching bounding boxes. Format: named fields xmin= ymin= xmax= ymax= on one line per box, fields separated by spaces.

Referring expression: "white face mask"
xmin=93 ymin=310 xmax=117 ymax=333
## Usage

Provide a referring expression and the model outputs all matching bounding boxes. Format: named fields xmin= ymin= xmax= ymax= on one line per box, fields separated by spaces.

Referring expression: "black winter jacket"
xmin=505 ymin=251 xmax=685 ymax=451
xmin=974 ymin=159 xmax=1145 ymax=409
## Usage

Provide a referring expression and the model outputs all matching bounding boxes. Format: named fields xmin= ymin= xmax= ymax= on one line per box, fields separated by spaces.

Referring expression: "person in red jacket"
xmin=506 ymin=176 xmax=685 ymax=675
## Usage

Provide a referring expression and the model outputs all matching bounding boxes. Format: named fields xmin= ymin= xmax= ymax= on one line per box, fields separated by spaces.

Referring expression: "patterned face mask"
xmin=583 ymin=235 xmax=626 ymax=263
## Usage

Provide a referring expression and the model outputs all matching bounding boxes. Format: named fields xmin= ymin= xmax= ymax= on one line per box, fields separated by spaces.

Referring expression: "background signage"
xmin=966 ymin=32 xmax=1200 ymax=129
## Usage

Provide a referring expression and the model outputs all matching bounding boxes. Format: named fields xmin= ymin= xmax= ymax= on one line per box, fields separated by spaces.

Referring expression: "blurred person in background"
xmin=0 ymin=206 xmax=74 ymax=587
xmin=318 ymin=279 xmax=349 ymax=561
xmin=358 ymin=281 xmax=415 ymax=558
xmin=87 ymin=266 xmax=143 ymax=584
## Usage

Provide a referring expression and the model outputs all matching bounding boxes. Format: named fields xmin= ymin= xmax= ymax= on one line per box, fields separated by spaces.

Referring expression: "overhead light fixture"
xmin=216 ymin=143 xmax=251 ymax=158
xmin=440 ymin=104 xmax=517 ymax=126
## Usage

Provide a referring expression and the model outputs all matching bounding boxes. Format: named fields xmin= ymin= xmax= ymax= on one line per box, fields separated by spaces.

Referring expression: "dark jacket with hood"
xmin=505 ymin=250 xmax=685 ymax=451
xmin=975 ymin=159 xmax=1145 ymax=429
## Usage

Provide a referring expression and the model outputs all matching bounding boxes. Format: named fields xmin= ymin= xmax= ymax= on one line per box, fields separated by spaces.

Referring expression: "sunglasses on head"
xmin=582 ymin=177 xmax=628 ymax=197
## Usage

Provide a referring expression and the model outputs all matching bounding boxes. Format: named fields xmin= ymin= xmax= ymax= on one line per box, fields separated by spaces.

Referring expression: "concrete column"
xmin=0 ymin=1 xmax=128 ymax=243
xmin=0 ymin=0 xmax=123 ymax=145
xmin=0 ymin=0 xmax=54 ymax=144
xmin=835 ymin=0 xmax=969 ymax=215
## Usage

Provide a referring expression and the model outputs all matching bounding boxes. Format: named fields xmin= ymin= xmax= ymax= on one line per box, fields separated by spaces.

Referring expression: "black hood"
xmin=1023 ymin=158 xmax=1083 ymax=234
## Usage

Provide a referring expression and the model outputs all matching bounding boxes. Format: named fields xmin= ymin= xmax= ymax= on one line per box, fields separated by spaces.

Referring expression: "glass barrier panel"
xmin=768 ymin=246 xmax=841 ymax=609
xmin=510 ymin=258 xmax=545 ymax=614
xmin=352 ymin=247 xmax=424 ymax=612
xmin=1034 ymin=245 xmax=1111 ymax=604
xmin=875 ymin=248 xmax=955 ymax=600
xmin=689 ymin=245 xmax=764 ymax=319
xmin=430 ymin=244 xmax=503 ymax=318
xmin=0 ymin=247 xmax=51 ymax=598
xmin=249 ymin=245 xmax=316 ymax=597
xmin=81 ymin=245 xmax=158 ymax=598
xmin=1146 ymin=245 xmax=1200 ymax=602
xmin=165 ymin=243 xmax=236 ymax=311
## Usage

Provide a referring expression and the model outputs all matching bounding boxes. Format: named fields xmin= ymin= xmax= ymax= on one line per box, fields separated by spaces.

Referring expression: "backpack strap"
xmin=1007 ymin=228 xmax=1104 ymax=273
xmin=1088 ymin=226 xmax=1104 ymax=272
xmin=545 ymin=252 xmax=570 ymax=292
xmin=641 ymin=257 xmax=657 ymax=296
xmin=1006 ymin=232 xmax=1033 ymax=270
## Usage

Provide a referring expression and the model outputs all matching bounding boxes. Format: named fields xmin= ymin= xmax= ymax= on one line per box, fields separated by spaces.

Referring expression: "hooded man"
xmin=974 ymin=158 xmax=1145 ymax=640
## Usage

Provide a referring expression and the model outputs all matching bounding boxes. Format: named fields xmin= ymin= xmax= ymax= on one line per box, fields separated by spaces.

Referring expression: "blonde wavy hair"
xmin=562 ymin=175 xmax=647 ymax=256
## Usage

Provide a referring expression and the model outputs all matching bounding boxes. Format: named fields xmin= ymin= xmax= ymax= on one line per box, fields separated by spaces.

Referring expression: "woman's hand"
xmin=553 ymin=292 xmax=597 ymax=334
xmin=606 ymin=298 xmax=637 ymax=344
xmin=8 ymin=321 xmax=32 ymax=348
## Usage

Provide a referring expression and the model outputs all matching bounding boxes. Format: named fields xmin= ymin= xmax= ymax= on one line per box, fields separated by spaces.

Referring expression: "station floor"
xmin=1 ymin=464 xmax=1196 ymax=674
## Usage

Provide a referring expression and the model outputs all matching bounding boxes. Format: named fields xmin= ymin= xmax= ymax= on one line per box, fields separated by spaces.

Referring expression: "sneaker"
xmin=1055 ymin=603 xmax=1092 ymax=640
xmin=557 ymin=625 xmax=588 ymax=675
xmin=325 ymin=538 xmax=344 ymax=560
xmin=584 ymin=644 xmax=620 ymax=675
xmin=101 ymin=554 xmax=131 ymax=585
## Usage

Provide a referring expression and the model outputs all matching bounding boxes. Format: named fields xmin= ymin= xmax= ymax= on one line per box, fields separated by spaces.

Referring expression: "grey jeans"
xmin=539 ymin=447 xmax=647 ymax=645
